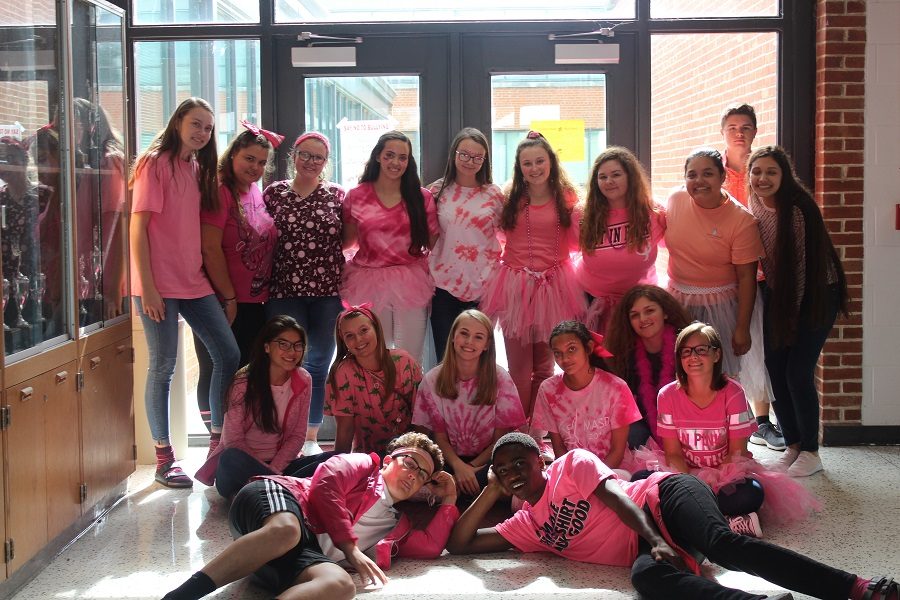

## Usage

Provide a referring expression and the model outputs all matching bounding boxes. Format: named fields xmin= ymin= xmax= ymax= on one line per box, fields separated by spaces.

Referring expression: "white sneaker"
xmin=728 ymin=512 xmax=763 ymax=538
xmin=787 ymin=451 xmax=823 ymax=477
xmin=302 ymin=440 xmax=323 ymax=456
xmin=769 ymin=447 xmax=800 ymax=472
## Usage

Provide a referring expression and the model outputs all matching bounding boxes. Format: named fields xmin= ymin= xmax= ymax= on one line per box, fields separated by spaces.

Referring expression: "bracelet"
xmin=222 ymin=297 xmax=236 ymax=304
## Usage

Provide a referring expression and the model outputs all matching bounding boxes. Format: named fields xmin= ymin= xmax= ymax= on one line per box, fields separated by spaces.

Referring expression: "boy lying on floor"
xmin=447 ymin=432 xmax=898 ymax=600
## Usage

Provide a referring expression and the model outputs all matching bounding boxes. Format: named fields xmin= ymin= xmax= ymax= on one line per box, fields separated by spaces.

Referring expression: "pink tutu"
xmin=340 ymin=258 xmax=435 ymax=310
xmin=634 ymin=447 xmax=821 ymax=526
xmin=584 ymin=294 xmax=622 ymax=334
xmin=480 ymin=259 xmax=587 ymax=344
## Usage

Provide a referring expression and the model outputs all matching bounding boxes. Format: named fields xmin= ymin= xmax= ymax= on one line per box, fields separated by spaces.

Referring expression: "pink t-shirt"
xmin=342 ymin=182 xmax=439 ymax=268
xmin=429 ymin=182 xmax=504 ymax=301
xmin=657 ymin=379 xmax=756 ymax=468
xmin=664 ymin=189 xmax=763 ymax=288
xmin=501 ymin=193 xmax=581 ymax=271
xmin=130 ymin=151 xmax=212 ymax=298
xmin=201 ymin=184 xmax=276 ymax=303
xmin=576 ymin=207 xmax=666 ymax=298
xmin=412 ymin=365 xmax=526 ymax=457
xmin=531 ymin=370 xmax=642 ymax=459
xmin=495 ymin=449 xmax=672 ymax=566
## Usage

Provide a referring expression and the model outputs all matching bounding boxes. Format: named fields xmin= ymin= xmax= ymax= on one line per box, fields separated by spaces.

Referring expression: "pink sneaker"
xmin=728 ymin=512 xmax=763 ymax=538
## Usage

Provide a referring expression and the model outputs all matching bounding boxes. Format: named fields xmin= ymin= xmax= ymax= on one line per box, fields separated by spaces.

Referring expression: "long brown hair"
xmin=435 ymin=310 xmax=498 ymax=406
xmin=218 ymin=129 xmax=275 ymax=226
xmin=129 ymin=97 xmax=219 ymax=212
xmin=581 ymin=147 xmax=658 ymax=252
xmin=326 ymin=309 xmax=396 ymax=402
xmin=748 ymin=146 xmax=849 ymax=347
xmin=433 ymin=128 xmax=493 ymax=201
xmin=605 ymin=285 xmax=692 ymax=381
xmin=500 ymin=132 xmax=577 ymax=230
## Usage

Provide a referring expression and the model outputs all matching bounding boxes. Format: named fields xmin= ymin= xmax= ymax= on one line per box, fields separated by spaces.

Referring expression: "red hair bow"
xmin=589 ymin=330 xmax=614 ymax=359
xmin=240 ymin=120 xmax=285 ymax=148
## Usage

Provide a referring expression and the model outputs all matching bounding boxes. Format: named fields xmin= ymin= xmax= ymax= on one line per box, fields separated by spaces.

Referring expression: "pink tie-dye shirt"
xmin=532 ymin=370 xmax=642 ymax=459
xmin=428 ymin=182 xmax=504 ymax=301
xmin=656 ymin=378 xmax=756 ymax=468
xmin=412 ymin=364 xmax=525 ymax=457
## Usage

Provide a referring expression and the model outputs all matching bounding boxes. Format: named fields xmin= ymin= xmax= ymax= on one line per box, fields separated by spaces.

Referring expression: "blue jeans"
xmin=632 ymin=474 xmax=856 ymax=599
xmin=430 ymin=287 xmax=479 ymax=363
xmin=763 ymin=284 xmax=840 ymax=452
xmin=135 ymin=295 xmax=240 ymax=443
xmin=266 ymin=296 xmax=342 ymax=426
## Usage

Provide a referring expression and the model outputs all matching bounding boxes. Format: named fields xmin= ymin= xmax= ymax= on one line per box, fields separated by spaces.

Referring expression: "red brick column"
xmin=816 ymin=0 xmax=866 ymax=440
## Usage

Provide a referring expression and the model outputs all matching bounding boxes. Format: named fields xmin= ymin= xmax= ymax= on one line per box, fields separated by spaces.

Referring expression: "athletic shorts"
xmin=228 ymin=478 xmax=336 ymax=591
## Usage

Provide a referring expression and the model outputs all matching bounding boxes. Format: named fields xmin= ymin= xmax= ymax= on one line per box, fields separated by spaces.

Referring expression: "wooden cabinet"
xmin=3 ymin=361 xmax=79 ymax=574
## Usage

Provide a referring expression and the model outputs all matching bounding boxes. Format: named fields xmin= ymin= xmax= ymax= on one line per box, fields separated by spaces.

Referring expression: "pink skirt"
xmin=480 ymin=259 xmax=587 ymax=344
xmin=634 ymin=447 xmax=821 ymax=526
xmin=340 ymin=258 xmax=435 ymax=310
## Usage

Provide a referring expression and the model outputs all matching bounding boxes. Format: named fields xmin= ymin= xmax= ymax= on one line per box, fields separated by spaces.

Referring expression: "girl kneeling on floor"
xmin=413 ymin=309 xmax=526 ymax=500
xmin=326 ymin=303 xmax=422 ymax=455
xmin=531 ymin=320 xmax=643 ymax=476
xmin=196 ymin=316 xmax=330 ymax=498
xmin=642 ymin=322 xmax=818 ymax=532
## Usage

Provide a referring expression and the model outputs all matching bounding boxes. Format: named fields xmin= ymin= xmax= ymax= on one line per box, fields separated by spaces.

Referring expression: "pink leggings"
xmin=504 ymin=336 xmax=554 ymax=422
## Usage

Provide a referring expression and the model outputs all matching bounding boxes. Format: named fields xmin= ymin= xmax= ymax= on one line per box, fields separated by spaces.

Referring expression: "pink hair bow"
xmin=526 ymin=130 xmax=544 ymax=140
xmin=240 ymin=120 xmax=285 ymax=148
xmin=589 ymin=330 xmax=614 ymax=358
xmin=338 ymin=300 xmax=376 ymax=324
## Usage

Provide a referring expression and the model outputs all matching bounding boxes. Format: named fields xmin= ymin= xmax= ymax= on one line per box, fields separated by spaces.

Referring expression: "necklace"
xmin=634 ymin=324 xmax=676 ymax=440
xmin=523 ymin=199 xmax=561 ymax=283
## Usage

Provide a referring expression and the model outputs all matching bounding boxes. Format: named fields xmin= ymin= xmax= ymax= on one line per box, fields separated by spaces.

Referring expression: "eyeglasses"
xmin=679 ymin=344 xmax=716 ymax=359
xmin=395 ymin=454 xmax=432 ymax=483
xmin=455 ymin=150 xmax=485 ymax=165
xmin=296 ymin=150 xmax=327 ymax=165
xmin=272 ymin=338 xmax=305 ymax=352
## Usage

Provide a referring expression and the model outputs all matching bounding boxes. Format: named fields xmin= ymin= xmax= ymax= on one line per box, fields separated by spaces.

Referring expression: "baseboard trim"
xmin=822 ymin=425 xmax=900 ymax=446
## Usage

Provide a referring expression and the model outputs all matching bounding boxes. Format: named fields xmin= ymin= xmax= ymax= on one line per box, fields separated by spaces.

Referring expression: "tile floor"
xmin=11 ymin=444 xmax=900 ymax=600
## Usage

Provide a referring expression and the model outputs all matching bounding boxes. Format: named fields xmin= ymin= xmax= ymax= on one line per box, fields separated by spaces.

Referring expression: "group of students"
xmin=126 ymin=96 xmax=890 ymax=599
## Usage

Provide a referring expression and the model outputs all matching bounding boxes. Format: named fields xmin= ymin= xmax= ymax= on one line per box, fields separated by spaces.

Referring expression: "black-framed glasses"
xmin=395 ymin=454 xmax=431 ymax=483
xmin=272 ymin=338 xmax=305 ymax=352
xmin=296 ymin=150 xmax=327 ymax=165
xmin=679 ymin=344 xmax=715 ymax=359
xmin=455 ymin=150 xmax=485 ymax=164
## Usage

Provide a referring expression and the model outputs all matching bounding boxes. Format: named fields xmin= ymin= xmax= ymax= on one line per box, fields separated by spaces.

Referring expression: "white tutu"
xmin=480 ymin=259 xmax=587 ymax=344
xmin=340 ymin=258 xmax=435 ymax=310
xmin=668 ymin=281 xmax=773 ymax=404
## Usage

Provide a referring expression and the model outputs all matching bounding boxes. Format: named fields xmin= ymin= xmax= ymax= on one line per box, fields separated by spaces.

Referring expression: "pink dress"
xmin=532 ymin=370 xmax=642 ymax=463
xmin=429 ymin=182 xmax=504 ymax=302
xmin=340 ymin=182 xmax=439 ymax=309
xmin=643 ymin=378 xmax=820 ymax=525
xmin=412 ymin=364 xmax=525 ymax=457
xmin=479 ymin=194 xmax=586 ymax=343
xmin=576 ymin=207 xmax=666 ymax=332
xmin=325 ymin=349 xmax=422 ymax=455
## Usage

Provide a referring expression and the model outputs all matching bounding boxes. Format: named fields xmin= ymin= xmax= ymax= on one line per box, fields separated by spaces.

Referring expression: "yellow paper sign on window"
xmin=529 ymin=119 xmax=585 ymax=162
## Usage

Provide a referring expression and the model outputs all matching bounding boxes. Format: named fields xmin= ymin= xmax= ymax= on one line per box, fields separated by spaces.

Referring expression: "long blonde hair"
xmin=435 ymin=310 xmax=498 ymax=406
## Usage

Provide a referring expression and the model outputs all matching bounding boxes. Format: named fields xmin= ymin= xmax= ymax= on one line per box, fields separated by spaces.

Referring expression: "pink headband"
xmin=390 ymin=447 xmax=435 ymax=477
xmin=589 ymin=331 xmax=614 ymax=359
xmin=293 ymin=131 xmax=331 ymax=156
xmin=241 ymin=120 xmax=284 ymax=148
xmin=526 ymin=130 xmax=544 ymax=140
xmin=338 ymin=300 xmax=377 ymax=328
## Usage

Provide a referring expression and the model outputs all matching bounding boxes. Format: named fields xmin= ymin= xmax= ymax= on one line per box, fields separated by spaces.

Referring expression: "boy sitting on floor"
xmin=447 ymin=432 xmax=898 ymax=600
xmin=164 ymin=432 xmax=458 ymax=600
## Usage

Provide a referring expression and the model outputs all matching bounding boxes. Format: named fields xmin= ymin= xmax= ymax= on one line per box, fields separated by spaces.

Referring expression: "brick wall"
xmin=816 ymin=0 xmax=866 ymax=430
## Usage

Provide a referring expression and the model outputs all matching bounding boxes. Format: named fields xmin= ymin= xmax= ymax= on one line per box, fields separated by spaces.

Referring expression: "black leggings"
xmin=631 ymin=474 xmax=856 ymax=600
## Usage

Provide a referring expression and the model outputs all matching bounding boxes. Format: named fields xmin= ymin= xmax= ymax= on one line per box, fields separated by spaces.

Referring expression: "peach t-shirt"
xmin=664 ymin=189 xmax=763 ymax=288
xmin=130 ymin=151 xmax=212 ymax=298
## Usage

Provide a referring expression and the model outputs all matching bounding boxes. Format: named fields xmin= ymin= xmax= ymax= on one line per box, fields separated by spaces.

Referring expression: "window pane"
xmin=304 ymin=76 xmax=420 ymax=190
xmin=277 ymin=0 xmax=634 ymax=23
xmin=650 ymin=32 xmax=778 ymax=202
xmin=491 ymin=74 xmax=607 ymax=190
xmin=651 ymin=0 xmax=778 ymax=19
xmin=0 ymin=0 xmax=70 ymax=358
xmin=133 ymin=40 xmax=261 ymax=154
xmin=133 ymin=0 xmax=259 ymax=25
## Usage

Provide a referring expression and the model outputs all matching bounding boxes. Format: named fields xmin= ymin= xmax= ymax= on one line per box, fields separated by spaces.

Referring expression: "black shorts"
xmin=228 ymin=479 xmax=335 ymax=592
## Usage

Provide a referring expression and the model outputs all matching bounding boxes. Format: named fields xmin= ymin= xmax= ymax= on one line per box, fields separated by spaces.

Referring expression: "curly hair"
xmin=386 ymin=432 xmax=444 ymax=472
